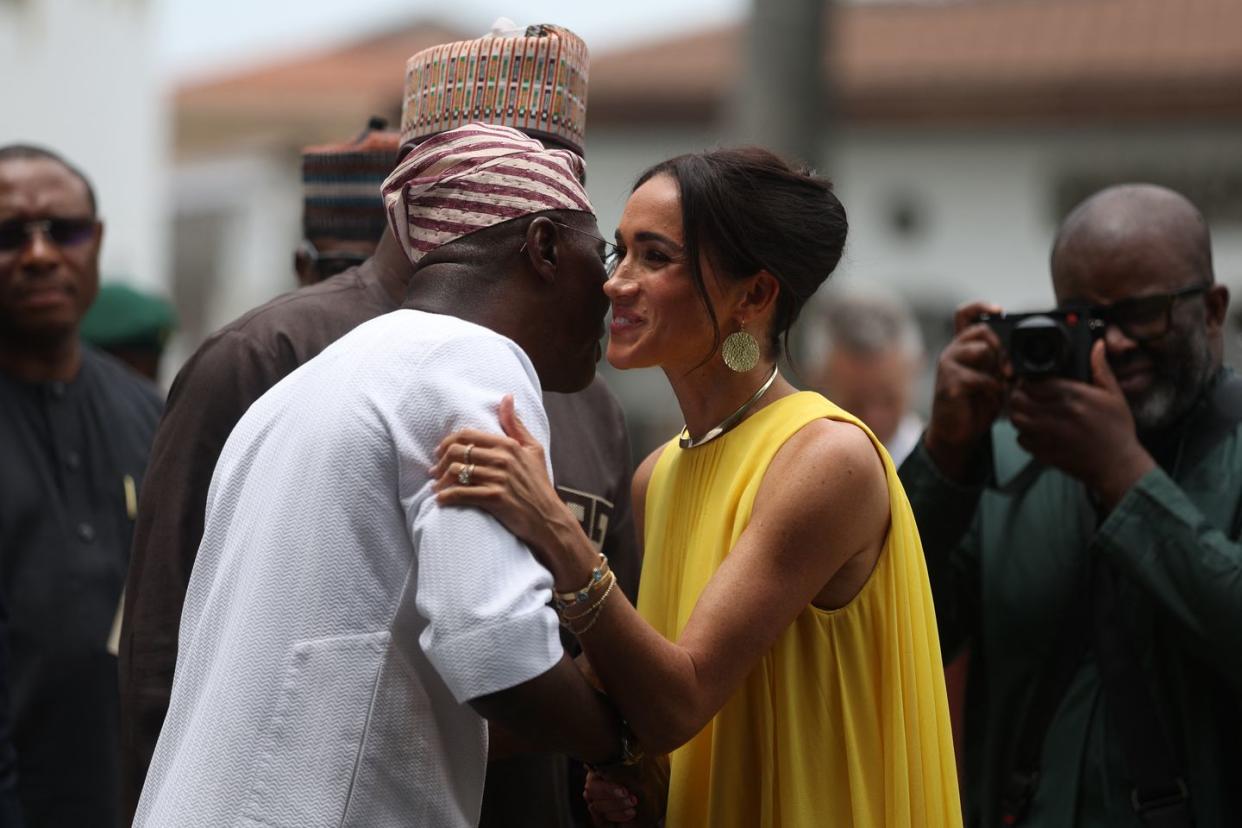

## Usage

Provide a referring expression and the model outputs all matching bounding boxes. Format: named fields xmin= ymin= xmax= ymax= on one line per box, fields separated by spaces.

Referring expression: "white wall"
xmin=834 ymin=123 xmax=1242 ymax=310
xmin=165 ymin=150 xmax=301 ymax=367
xmin=0 ymin=0 xmax=169 ymax=292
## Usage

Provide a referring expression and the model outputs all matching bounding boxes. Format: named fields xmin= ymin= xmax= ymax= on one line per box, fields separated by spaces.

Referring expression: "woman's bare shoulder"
xmin=752 ymin=417 xmax=890 ymax=553
xmin=779 ymin=416 xmax=886 ymax=479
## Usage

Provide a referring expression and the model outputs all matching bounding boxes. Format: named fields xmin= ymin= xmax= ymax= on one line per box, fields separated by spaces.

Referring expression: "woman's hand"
xmin=431 ymin=394 xmax=559 ymax=549
xmin=431 ymin=395 xmax=597 ymax=589
xmin=584 ymin=771 xmax=638 ymax=825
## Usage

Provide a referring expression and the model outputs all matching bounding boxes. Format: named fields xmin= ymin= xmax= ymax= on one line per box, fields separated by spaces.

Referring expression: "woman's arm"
xmin=579 ymin=419 xmax=889 ymax=752
xmin=433 ymin=399 xmax=890 ymax=755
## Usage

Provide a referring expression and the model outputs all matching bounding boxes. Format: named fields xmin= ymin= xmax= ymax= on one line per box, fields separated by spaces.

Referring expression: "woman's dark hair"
xmin=633 ymin=147 xmax=847 ymax=362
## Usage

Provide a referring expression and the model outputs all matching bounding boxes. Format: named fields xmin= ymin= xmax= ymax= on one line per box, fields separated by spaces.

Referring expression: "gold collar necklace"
xmin=679 ymin=365 xmax=780 ymax=449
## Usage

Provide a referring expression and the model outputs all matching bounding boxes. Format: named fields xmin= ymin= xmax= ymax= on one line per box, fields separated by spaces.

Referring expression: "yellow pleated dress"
xmin=636 ymin=391 xmax=962 ymax=827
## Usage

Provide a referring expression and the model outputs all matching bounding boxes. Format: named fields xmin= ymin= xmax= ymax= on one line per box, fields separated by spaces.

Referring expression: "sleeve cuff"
xmin=1094 ymin=467 xmax=1184 ymax=565
xmin=424 ymin=603 xmax=562 ymax=704
xmin=899 ymin=438 xmax=991 ymax=509
xmin=903 ymin=439 xmax=988 ymax=495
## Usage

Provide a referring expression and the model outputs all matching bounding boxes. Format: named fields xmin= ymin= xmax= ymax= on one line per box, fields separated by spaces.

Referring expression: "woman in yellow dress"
xmin=432 ymin=148 xmax=962 ymax=827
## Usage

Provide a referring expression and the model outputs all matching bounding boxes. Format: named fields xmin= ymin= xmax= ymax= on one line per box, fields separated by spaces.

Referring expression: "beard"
xmin=1119 ymin=325 xmax=1215 ymax=434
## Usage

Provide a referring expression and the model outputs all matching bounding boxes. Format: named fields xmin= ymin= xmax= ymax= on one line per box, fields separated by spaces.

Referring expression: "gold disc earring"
xmin=721 ymin=323 xmax=760 ymax=372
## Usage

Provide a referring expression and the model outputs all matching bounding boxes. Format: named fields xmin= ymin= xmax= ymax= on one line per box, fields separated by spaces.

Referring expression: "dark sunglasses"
xmin=1089 ymin=284 xmax=1208 ymax=343
xmin=0 ymin=217 xmax=97 ymax=252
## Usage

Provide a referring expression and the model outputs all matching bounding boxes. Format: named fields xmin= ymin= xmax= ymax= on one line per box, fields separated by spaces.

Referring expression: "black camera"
xmin=979 ymin=307 xmax=1103 ymax=381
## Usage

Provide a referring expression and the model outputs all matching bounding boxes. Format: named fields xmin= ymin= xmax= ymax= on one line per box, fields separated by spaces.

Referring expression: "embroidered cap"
xmin=400 ymin=22 xmax=589 ymax=155
xmin=301 ymin=118 xmax=401 ymax=240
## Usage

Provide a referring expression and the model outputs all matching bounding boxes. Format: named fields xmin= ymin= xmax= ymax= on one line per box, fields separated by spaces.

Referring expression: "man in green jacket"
xmin=901 ymin=183 xmax=1241 ymax=827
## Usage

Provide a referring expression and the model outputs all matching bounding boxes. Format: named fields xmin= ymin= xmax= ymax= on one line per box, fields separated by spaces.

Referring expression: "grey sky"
xmin=157 ymin=0 xmax=744 ymax=80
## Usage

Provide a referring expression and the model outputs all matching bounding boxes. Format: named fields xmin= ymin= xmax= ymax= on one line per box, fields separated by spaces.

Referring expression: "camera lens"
xmin=1011 ymin=316 xmax=1069 ymax=376
xmin=1022 ymin=333 xmax=1057 ymax=368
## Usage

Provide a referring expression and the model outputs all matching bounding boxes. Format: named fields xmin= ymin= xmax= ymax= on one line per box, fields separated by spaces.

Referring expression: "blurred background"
xmin=5 ymin=0 xmax=1242 ymax=457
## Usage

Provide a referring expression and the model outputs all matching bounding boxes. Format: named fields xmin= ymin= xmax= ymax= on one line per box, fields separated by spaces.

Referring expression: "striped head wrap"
xmin=381 ymin=122 xmax=592 ymax=267
xmin=401 ymin=22 xmax=589 ymax=155
xmin=302 ymin=120 xmax=400 ymax=240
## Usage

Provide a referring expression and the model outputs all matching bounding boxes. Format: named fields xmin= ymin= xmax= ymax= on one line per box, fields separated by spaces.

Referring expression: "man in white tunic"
xmin=134 ymin=125 xmax=622 ymax=827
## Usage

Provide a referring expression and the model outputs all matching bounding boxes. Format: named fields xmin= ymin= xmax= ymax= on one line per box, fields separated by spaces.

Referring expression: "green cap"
xmin=81 ymin=282 xmax=178 ymax=352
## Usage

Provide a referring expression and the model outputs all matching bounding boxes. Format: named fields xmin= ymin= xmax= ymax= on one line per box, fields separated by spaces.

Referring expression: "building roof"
xmin=175 ymin=22 xmax=468 ymax=156
xmin=176 ymin=0 xmax=1242 ymax=155
xmin=589 ymin=0 xmax=1242 ymax=125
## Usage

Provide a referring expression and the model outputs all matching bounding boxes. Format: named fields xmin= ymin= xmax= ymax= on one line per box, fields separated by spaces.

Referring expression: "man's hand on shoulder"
xmin=1009 ymin=340 xmax=1156 ymax=511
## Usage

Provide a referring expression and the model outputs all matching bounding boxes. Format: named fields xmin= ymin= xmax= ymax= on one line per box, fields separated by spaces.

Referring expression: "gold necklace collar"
xmin=678 ymin=365 xmax=780 ymax=449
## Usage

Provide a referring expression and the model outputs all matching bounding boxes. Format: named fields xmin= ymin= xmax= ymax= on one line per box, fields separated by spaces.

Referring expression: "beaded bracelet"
xmin=554 ymin=553 xmax=610 ymax=611
xmin=559 ymin=570 xmax=617 ymax=623
xmin=561 ymin=577 xmax=617 ymax=635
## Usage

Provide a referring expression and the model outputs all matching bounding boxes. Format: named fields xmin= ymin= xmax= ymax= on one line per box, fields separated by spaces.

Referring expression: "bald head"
xmin=1048 ymin=183 xmax=1230 ymax=433
xmin=1051 ymin=184 xmax=1213 ymax=298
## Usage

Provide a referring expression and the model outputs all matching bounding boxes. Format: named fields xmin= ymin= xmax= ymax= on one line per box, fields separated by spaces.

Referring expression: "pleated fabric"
xmin=637 ymin=391 xmax=962 ymax=827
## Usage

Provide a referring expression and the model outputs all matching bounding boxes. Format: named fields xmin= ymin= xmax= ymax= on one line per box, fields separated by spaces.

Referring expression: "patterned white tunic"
xmin=135 ymin=309 xmax=561 ymax=827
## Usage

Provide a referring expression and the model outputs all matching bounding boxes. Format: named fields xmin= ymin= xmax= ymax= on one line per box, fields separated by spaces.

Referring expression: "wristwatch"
xmin=588 ymin=719 xmax=644 ymax=771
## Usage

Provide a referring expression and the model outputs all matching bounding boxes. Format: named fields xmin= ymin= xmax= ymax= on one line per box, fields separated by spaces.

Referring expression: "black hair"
xmin=633 ymin=147 xmax=847 ymax=361
xmin=0 ymin=144 xmax=98 ymax=215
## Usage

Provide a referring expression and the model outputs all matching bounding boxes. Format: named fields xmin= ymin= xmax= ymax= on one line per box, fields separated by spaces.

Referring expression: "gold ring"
xmin=464 ymin=443 xmax=474 ymax=464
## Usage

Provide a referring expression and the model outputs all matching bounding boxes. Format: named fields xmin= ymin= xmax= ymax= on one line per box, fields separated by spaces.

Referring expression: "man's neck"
xmin=0 ymin=335 xmax=82 ymax=383
xmin=403 ymin=266 xmax=526 ymax=346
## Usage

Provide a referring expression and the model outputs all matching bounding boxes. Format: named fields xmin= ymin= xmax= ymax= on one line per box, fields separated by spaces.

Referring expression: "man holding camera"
xmin=901 ymin=183 xmax=1241 ymax=827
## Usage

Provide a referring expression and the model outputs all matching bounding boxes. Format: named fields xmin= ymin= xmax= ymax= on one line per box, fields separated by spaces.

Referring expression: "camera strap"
xmin=1000 ymin=369 xmax=1242 ymax=826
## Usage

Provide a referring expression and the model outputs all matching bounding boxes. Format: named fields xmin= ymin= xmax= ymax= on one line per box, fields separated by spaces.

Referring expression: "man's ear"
xmin=1206 ymin=283 xmax=1230 ymax=332
xmin=523 ymin=216 xmax=559 ymax=283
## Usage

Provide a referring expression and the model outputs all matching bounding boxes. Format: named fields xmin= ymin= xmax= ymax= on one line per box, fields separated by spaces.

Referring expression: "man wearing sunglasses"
xmin=0 ymin=144 xmax=162 ymax=827
xmin=901 ymin=183 xmax=1240 ymax=827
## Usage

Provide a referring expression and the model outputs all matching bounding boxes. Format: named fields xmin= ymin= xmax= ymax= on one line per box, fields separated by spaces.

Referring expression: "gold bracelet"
xmin=562 ymin=577 xmax=616 ymax=635
xmin=554 ymin=554 xmax=610 ymax=610
xmin=569 ymin=604 xmax=608 ymax=635
xmin=559 ymin=570 xmax=616 ymax=622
